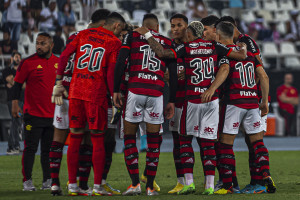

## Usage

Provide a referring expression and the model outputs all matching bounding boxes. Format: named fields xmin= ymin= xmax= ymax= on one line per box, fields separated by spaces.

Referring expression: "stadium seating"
xmin=241 ymin=10 xmax=256 ymax=23
xmin=75 ymin=20 xmax=88 ymax=32
xmin=274 ymin=10 xmax=290 ymax=22
xmin=174 ymin=0 xmax=187 ymax=13
xmin=263 ymin=0 xmax=279 ymax=10
xmin=156 ymin=0 xmax=172 ymax=11
xmin=262 ymin=42 xmax=279 ymax=56
xmin=278 ymin=0 xmax=294 ymax=10
xmin=280 ymin=42 xmax=297 ymax=56
xmin=284 ymin=57 xmax=300 ymax=69
xmin=103 ymin=0 xmax=120 ymax=11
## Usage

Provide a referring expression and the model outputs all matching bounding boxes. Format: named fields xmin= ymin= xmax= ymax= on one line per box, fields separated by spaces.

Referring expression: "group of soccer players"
xmin=50 ymin=8 xmax=276 ymax=196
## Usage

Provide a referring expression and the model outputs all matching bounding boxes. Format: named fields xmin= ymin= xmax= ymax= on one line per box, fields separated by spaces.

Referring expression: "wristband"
xmin=145 ymin=32 xmax=153 ymax=40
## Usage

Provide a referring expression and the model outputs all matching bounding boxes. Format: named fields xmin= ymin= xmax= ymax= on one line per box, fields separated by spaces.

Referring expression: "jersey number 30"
xmin=77 ymin=44 xmax=105 ymax=72
xmin=235 ymin=62 xmax=255 ymax=88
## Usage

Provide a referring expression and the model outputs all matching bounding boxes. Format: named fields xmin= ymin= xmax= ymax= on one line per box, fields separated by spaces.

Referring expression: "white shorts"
xmin=125 ymin=91 xmax=164 ymax=124
xmin=222 ymin=105 xmax=263 ymax=135
xmin=260 ymin=103 xmax=270 ymax=132
xmin=107 ymin=108 xmax=117 ymax=129
xmin=169 ymin=107 xmax=183 ymax=132
xmin=119 ymin=117 xmax=163 ymax=139
xmin=179 ymin=99 xmax=219 ymax=140
xmin=53 ymin=99 xmax=69 ymax=130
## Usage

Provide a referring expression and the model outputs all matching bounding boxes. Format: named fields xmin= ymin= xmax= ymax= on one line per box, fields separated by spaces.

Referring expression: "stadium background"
xmin=0 ymin=0 xmax=300 ymax=143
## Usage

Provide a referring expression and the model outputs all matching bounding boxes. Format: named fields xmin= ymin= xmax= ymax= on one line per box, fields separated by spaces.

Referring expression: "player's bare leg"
xmin=50 ymin=128 xmax=68 ymax=195
xmin=122 ymin=120 xmax=141 ymax=196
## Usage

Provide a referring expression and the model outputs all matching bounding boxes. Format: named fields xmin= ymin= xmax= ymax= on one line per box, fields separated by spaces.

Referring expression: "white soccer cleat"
xmin=41 ymin=179 xmax=51 ymax=190
xmin=92 ymin=185 xmax=112 ymax=196
xmin=68 ymin=184 xmax=80 ymax=196
xmin=122 ymin=184 xmax=141 ymax=196
xmin=23 ymin=179 xmax=36 ymax=191
xmin=51 ymin=185 xmax=62 ymax=196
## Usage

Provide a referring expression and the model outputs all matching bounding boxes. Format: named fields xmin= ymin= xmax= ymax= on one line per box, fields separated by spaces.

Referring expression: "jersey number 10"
xmin=77 ymin=44 xmax=105 ymax=72
xmin=235 ymin=62 xmax=255 ymax=88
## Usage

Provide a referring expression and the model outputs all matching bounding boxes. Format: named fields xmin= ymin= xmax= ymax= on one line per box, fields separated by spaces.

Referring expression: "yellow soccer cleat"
xmin=141 ymin=174 xmax=160 ymax=192
xmin=168 ymin=182 xmax=184 ymax=194
xmin=214 ymin=187 xmax=233 ymax=195
xmin=102 ymin=183 xmax=121 ymax=195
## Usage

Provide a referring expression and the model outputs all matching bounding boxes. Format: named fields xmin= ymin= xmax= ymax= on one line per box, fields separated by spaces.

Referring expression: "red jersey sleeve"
xmin=14 ymin=59 xmax=29 ymax=84
xmin=57 ymin=33 xmax=80 ymax=75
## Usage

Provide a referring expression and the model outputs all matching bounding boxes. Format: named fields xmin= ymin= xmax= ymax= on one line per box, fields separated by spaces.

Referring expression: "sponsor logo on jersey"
xmin=175 ymin=44 xmax=184 ymax=52
xmin=199 ymin=42 xmax=212 ymax=46
xmin=190 ymin=49 xmax=213 ymax=55
xmin=149 ymin=112 xmax=160 ymax=118
xmin=194 ymin=125 xmax=199 ymax=131
xmin=253 ymin=121 xmax=261 ymax=128
xmin=133 ymin=112 xmax=142 ymax=117
xmin=204 ymin=127 xmax=214 ymax=134
xmin=76 ymin=73 xmax=95 ymax=80
xmin=63 ymin=76 xmax=72 ymax=83
xmin=88 ymin=36 xmax=105 ymax=44
xmin=233 ymin=122 xmax=240 ymax=129
xmin=240 ymin=91 xmax=257 ymax=96
xmin=185 ymin=158 xmax=194 ymax=163
xmin=248 ymin=38 xmax=256 ymax=53
xmin=56 ymin=116 xmax=62 ymax=123
xmin=138 ymin=73 xmax=158 ymax=80
xmin=189 ymin=43 xmax=199 ymax=48
xmin=195 ymin=87 xmax=207 ymax=93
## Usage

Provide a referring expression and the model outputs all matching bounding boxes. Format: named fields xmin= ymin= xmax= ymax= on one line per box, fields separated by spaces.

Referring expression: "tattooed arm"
xmin=134 ymin=27 xmax=176 ymax=59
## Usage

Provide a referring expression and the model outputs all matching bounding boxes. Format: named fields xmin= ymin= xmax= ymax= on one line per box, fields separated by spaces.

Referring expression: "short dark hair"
xmin=124 ymin=22 xmax=134 ymax=32
xmin=200 ymin=15 xmax=219 ymax=26
xmin=11 ymin=51 xmax=21 ymax=58
xmin=170 ymin=13 xmax=188 ymax=24
xmin=143 ymin=13 xmax=159 ymax=23
xmin=216 ymin=21 xmax=234 ymax=38
xmin=37 ymin=32 xmax=52 ymax=40
xmin=215 ymin=16 xmax=237 ymax=27
xmin=91 ymin=9 xmax=111 ymax=23
xmin=106 ymin=11 xmax=126 ymax=25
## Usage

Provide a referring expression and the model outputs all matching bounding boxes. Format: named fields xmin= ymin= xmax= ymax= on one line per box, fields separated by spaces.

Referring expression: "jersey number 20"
xmin=77 ymin=44 xmax=105 ymax=72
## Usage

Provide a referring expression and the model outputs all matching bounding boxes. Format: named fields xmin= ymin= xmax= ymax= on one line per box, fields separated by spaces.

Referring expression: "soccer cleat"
xmin=146 ymin=187 xmax=159 ymax=196
xmin=240 ymin=184 xmax=254 ymax=193
xmin=92 ymin=185 xmax=112 ymax=196
xmin=122 ymin=184 xmax=141 ymax=196
xmin=102 ymin=183 xmax=121 ymax=195
xmin=233 ymin=185 xmax=241 ymax=194
xmin=202 ymin=187 xmax=214 ymax=195
xmin=264 ymin=176 xmax=276 ymax=193
xmin=78 ymin=187 xmax=93 ymax=196
xmin=141 ymin=174 xmax=160 ymax=191
xmin=40 ymin=179 xmax=51 ymax=190
xmin=68 ymin=184 xmax=79 ymax=196
xmin=214 ymin=180 xmax=223 ymax=192
xmin=51 ymin=185 xmax=62 ymax=196
xmin=177 ymin=183 xmax=196 ymax=195
xmin=168 ymin=182 xmax=184 ymax=194
xmin=243 ymin=184 xmax=266 ymax=194
xmin=214 ymin=187 xmax=233 ymax=195
xmin=23 ymin=179 xmax=36 ymax=191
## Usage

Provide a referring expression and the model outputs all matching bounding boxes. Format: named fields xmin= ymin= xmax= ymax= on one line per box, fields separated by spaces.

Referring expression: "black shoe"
xmin=6 ymin=149 xmax=15 ymax=155
xmin=264 ymin=176 xmax=276 ymax=193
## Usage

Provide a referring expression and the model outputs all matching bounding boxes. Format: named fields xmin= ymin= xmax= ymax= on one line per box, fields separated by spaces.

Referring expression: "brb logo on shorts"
xmin=194 ymin=125 xmax=199 ymax=131
xmin=170 ymin=121 xmax=175 ymax=127
xmin=253 ymin=121 xmax=261 ymax=128
xmin=204 ymin=127 xmax=214 ymax=134
xmin=56 ymin=116 xmax=62 ymax=123
xmin=133 ymin=112 xmax=142 ymax=117
xmin=149 ymin=112 xmax=159 ymax=118
xmin=233 ymin=122 xmax=239 ymax=129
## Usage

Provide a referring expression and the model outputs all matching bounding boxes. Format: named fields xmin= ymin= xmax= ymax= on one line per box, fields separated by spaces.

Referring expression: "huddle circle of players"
xmin=48 ymin=9 xmax=276 ymax=196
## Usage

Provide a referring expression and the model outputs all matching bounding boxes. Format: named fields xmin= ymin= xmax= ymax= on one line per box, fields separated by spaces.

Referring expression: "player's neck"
xmin=284 ymin=83 xmax=292 ymax=87
xmin=233 ymin=29 xmax=241 ymax=43
xmin=219 ymin=39 xmax=234 ymax=46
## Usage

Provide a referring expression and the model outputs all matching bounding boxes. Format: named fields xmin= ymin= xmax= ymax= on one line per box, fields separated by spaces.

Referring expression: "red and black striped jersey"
xmin=172 ymin=40 xmax=186 ymax=108
xmin=121 ymin=30 xmax=173 ymax=97
xmin=222 ymin=45 xmax=261 ymax=109
xmin=173 ymin=39 xmax=232 ymax=104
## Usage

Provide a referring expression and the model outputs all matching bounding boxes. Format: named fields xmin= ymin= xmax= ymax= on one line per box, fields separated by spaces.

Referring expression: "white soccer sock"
xmin=185 ymin=173 xmax=194 ymax=186
xmin=101 ymin=179 xmax=106 ymax=185
xmin=205 ymin=175 xmax=214 ymax=189
xmin=94 ymin=184 xmax=101 ymax=188
xmin=177 ymin=177 xmax=185 ymax=185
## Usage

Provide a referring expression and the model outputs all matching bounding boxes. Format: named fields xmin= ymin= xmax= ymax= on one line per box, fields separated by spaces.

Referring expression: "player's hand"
xmin=164 ymin=102 xmax=175 ymax=119
xmin=236 ymin=42 xmax=247 ymax=50
xmin=12 ymin=100 xmax=22 ymax=118
xmin=201 ymin=88 xmax=215 ymax=103
xmin=178 ymin=69 xmax=185 ymax=80
xmin=134 ymin=27 xmax=149 ymax=35
xmin=113 ymin=92 xmax=123 ymax=108
xmin=259 ymin=102 xmax=269 ymax=117
xmin=52 ymin=85 xmax=67 ymax=106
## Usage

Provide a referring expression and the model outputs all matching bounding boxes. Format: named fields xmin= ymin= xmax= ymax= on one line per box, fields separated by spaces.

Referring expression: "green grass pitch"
xmin=0 ymin=151 xmax=300 ymax=200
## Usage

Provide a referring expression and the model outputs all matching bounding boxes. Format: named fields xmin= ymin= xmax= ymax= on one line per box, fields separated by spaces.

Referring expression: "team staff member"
xmin=11 ymin=33 xmax=58 ymax=191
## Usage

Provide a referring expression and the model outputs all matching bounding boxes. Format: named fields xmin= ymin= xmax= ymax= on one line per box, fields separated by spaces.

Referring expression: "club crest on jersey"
xmin=138 ymin=73 xmax=158 ymax=80
xmin=189 ymin=43 xmax=199 ymax=48
xmin=240 ymin=91 xmax=257 ymax=96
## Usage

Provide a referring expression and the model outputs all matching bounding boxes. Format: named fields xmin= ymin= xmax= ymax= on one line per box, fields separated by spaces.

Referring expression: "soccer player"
xmin=49 ymin=9 xmax=111 ymax=196
xmin=216 ymin=16 xmax=276 ymax=193
xmin=113 ymin=13 xmax=178 ymax=196
xmin=167 ymin=13 xmax=189 ymax=194
xmin=52 ymin=12 xmax=125 ymax=196
xmin=11 ymin=33 xmax=59 ymax=191
xmin=201 ymin=15 xmax=219 ymax=41
xmin=202 ymin=21 xmax=271 ymax=194
xmin=135 ymin=20 xmax=247 ymax=195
